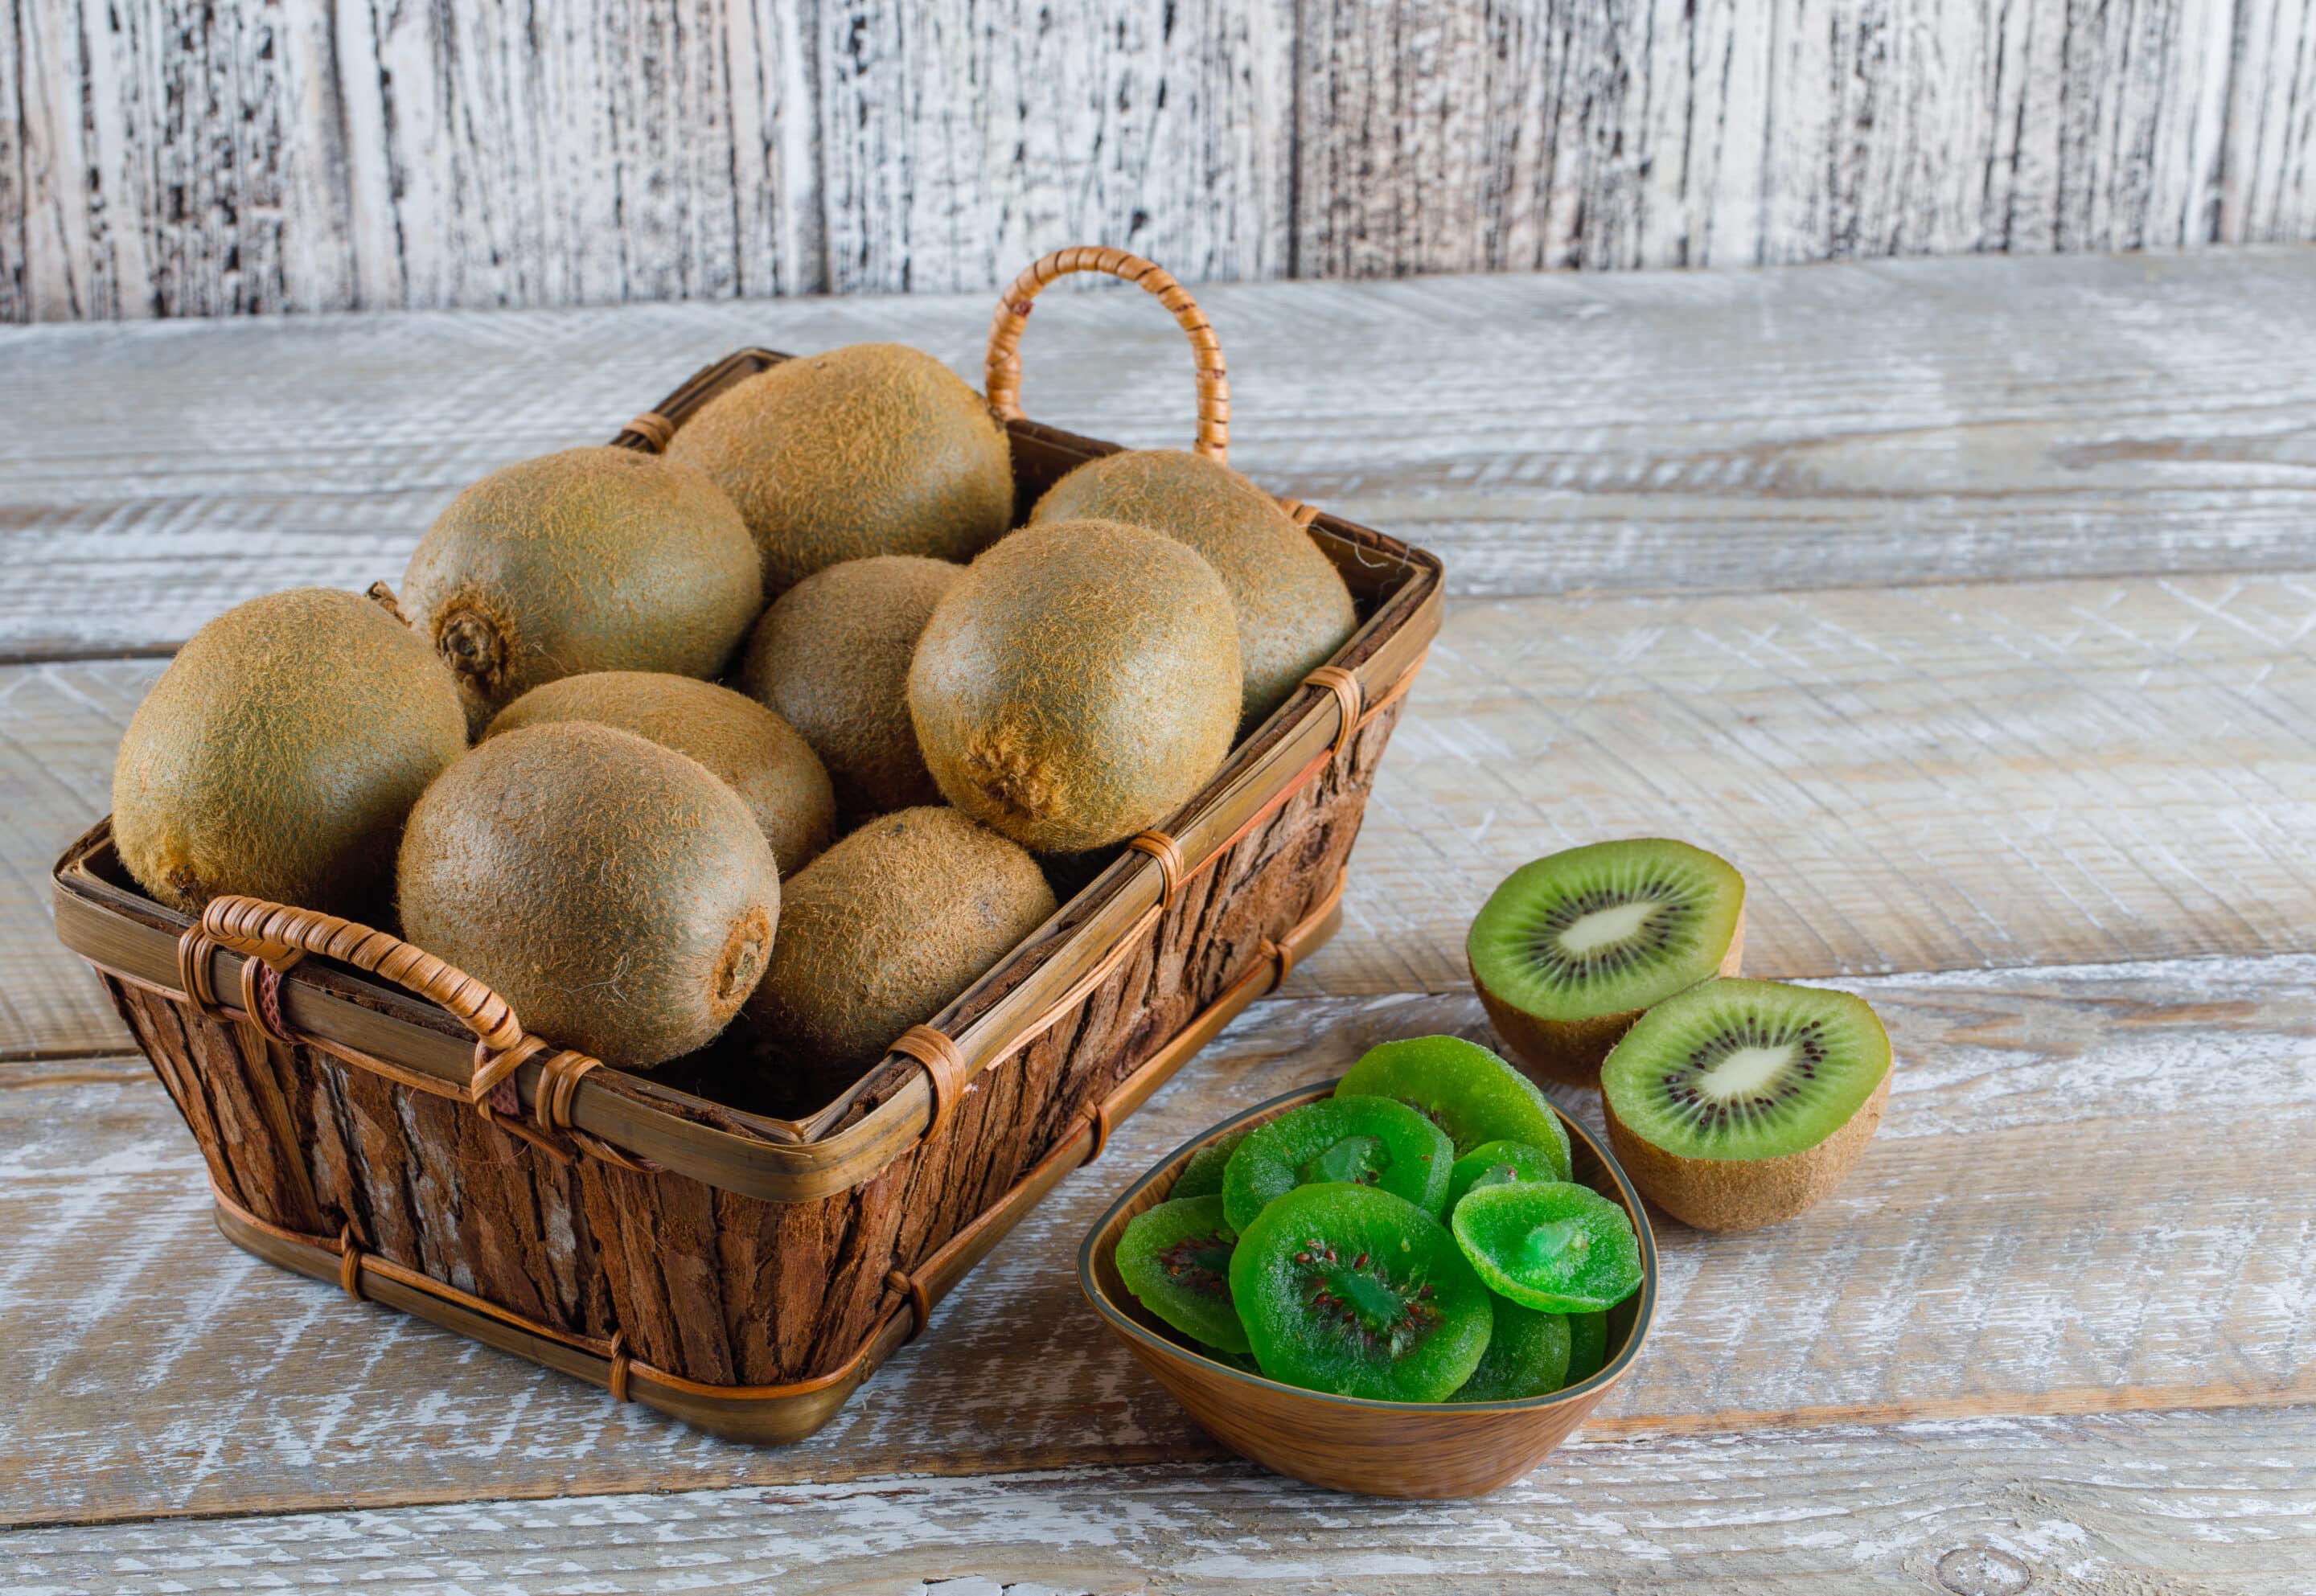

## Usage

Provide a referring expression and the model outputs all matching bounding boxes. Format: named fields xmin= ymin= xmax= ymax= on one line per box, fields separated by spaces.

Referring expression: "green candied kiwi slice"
xmin=1229 ymin=1183 xmax=1494 ymax=1403
xmin=1115 ymin=1194 xmax=1250 ymax=1353
xmin=1451 ymin=1180 xmax=1644 ymax=1314
xmin=1334 ymin=1035 xmax=1571 ymax=1175
xmin=1563 ymin=1310 xmax=1610 ymax=1385
xmin=1444 ymin=1139 xmax=1564 ymax=1212
xmin=1467 ymin=837 xmax=1745 ymax=1024
xmin=1170 ymin=1127 xmax=1250 ymax=1201
xmin=1450 ymin=1297 xmax=1572 ymax=1403
xmin=1221 ymin=1097 xmax=1454 ymax=1233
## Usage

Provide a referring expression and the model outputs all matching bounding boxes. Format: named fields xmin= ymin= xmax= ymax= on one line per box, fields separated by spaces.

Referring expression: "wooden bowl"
xmin=1078 ymin=1080 xmax=1657 ymax=1499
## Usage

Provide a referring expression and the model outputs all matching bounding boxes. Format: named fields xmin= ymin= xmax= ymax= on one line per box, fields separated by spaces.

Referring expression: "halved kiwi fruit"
xmin=1171 ymin=1128 xmax=1251 ymax=1202
xmin=1451 ymin=1181 xmax=1645 ymax=1314
xmin=1221 ymin=1098 xmax=1453 ymax=1233
xmin=1600 ymin=977 xmax=1892 ymax=1231
xmin=1449 ymin=1298 xmax=1572 ymax=1403
xmin=1468 ymin=839 xmax=1746 ymax=1089
xmin=1229 ymin=1183 xmax=1494 ymax=1403
xmin=1443 ymin=1139 xmax=1566 ymax=1212
xmin=1333 ymin=1036 xmax=1571 ymax=1175
xmin=1115 ymin=1194 xmax=1250 ymax=1354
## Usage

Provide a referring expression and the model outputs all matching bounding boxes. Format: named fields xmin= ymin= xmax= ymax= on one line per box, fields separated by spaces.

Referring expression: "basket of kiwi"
xmin=1082 ymin=1036 xmax=1657 ymax=1499
xmin=49 ymin=247 xmax=1443 ymax=1444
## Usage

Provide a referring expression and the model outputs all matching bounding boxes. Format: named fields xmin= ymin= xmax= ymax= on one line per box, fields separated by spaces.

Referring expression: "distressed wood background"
xmin=6 ymin=0 xmax=2316 ymax=322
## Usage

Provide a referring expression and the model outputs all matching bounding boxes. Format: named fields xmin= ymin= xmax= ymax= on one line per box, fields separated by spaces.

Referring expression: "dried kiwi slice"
xmin=1600 ymin=977 xmax=1892 ymax=1231
xmin=1230 ymin=1183 xmax=1494 ymax=1402
xmin=1334 ymin=1035 xmax=1571 ymax=1175
xmin=1468 ymin=839 xmax=1744 ymax=1088
xmin=1115 ymin=1193 xmax=1250 ymax=1353
xmin=1450 ymin=1297 xmax=1572 ymax=1403
xmin=1563 ymin=1310 xmax=1609 ymax=1385
xmin=1451 ymin=1180 xmax=1644 ymax=1314
xmin=1221 ymin=1097 xmax=1454 ymax=1232
xmin=1444 ymin=1139 xmax=1565 ymax=1212
xmin=1171 ymin=1127 xmax=1250 ymax=1201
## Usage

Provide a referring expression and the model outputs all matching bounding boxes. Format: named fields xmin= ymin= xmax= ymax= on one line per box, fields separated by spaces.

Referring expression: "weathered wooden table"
xmin=4 ymin=247 xmax=2313 ymax=1592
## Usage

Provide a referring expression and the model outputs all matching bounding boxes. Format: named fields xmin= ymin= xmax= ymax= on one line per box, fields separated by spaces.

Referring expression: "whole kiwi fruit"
xmin=1029 ymin=449 xmax=1357 ymax=727
xmin=485 ymin=671 xmax=837 ymax=874
xmin=111 ymin=587 xmax=467 ymax=917
xmin=907 ymin=519 xmax=1242 ymax=852
xmin=665 ymin=343 xmax=1014 ymax=592
xmin=396 ymin=722 xmax=780 ymax=1069
xmin=745 ymin=806 xmax=1056 ymax=1072
xmin=736 ymin=555 xmax=961 ymax=817
xmin=401 ymin=446 xmax=762 ymax=731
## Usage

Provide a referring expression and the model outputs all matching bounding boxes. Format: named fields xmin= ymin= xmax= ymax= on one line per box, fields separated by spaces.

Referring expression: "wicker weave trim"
xmin=1304 ymin=665 xmax=1365 ymax=764
xmin=885 ymin=1268 xmax=932 ymax=1340
xmin=622 ymin=412 xmax=676 ymax=452
xmin=240 ymin=951 xmax=302 ymax=1044
xmin=1127 ymin=831 xmax=1185 ymax=911
xmin=338 ymin=1225 xmax=365 ymax=1303
xmin=1083 ymin=1099 xmax=1115 ymax=1165
xmin=891 ymin=1024 xmax=968 ymax=1143
xmin=984 ymin=246 xmax=1230 ymax=461
xmin=608 ymin=1332 xmax=634 ymax=1402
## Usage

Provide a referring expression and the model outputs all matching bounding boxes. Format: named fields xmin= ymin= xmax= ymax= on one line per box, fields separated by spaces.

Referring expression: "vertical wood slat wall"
xmin=4 ymin=0 xmax=2313 ymax=322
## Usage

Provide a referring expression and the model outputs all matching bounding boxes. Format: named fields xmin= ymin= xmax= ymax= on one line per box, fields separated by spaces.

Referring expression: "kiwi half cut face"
xmin=1230 ymin=1184 xmax=1495 ymax=1403
xmin=1115 ymin=1194 xmax=1250 ymax=1354
xmin=1221 ymin=1098 xmax=1453 ymax=1233
xmin=1468 ymin=839 xmax=1746 ymax=1088
xmin=1601 ymin=978 xmax=1892 ymax=1231
xmin=1449 ymin=1296 xmax=1573 ymax=1404
xmin=1451 ymin=1181 xmax=1645 ymax=1315
xmin=1333 ymin=1036 xmax=1572 ymax=1176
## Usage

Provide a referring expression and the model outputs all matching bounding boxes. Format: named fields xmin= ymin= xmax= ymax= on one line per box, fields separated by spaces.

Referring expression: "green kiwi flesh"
xmin=1221 ymin=1098 xmax=1455 ymax=1233
xmin=1451 ymin=1181 xmax=1645 ymax=1314
xmin=907 ymin=519 xmax=1242 ymax=852
xmin=1230 ymin=1183 xmax=1494 ymax=1403
xmin=1171 ymin=1128 xmax=1251 ymax=1202
xmin=1563 ymin=1311 xmax=1610 ymax=1385
xmin=396 ymin=722 xmax=781 ymax=1069
xmin=1333 ymin=1035 xmax=1571 ymax=1175
xmin=743 ymin=806 xmax=1057 ymax=1073
xmin=737 ymin=555 xmax=962 ymax=817
xmin=665 ymin=343 xmax=1013 ymax=592
xmin=1469 ymin=839 xmax=1746 ymax=1088
xmin=485 ymin=671 xmax=836 ymax=874
xmin=401 ymin=446 xmax=762 ymax=730
xmin=112 ymin=588 xmax=468 ymax=918
xmin=1115 ymin=1194 xmax=1250 ymax=1354
xmin=1028 ymin=449 xmax=1357 ymax=728
xmin=1600 ymin=978 xmax=1893 ymax=1230
xmin=1443 ymin=1139 xmax=1567 ymax=1212
xmin=1449 ymin=1297 xmax=1572 ymax=1403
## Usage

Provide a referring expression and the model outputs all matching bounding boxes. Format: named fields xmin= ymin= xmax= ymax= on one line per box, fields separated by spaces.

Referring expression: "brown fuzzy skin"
xmin=744 ymin=806 xmax=1057 ymax=1073
xmin=1479 ymin=914 xmax=1747 ymax=1092
xmin=396 ymin=723 xmax=781 ymax=1069
xmin=111 ymin=588 xmax=468 ymax=918
xmin=1029 ymin=449 xmax=1357 ymax=728
xmin=401 ymin=446 xmax=762 ymax=731
xmin=484 ymin=671 xmax=836 ymax=874
xmin=908 ymin=519 xmax=1242 ymax=852
xmin=736 ymin=555 xmax=961 ymax=818
xmin=666 ymin=344 xmax=1014 ymax=593
xmin=1604 ymin=1066 xmax=1891 ymax=1232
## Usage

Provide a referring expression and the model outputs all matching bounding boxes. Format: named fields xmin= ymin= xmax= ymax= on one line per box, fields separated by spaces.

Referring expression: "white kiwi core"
xmin=1694 ymin=1042 xmax=1799 ymax=1100
xmin=1556 ymin=900 xmax=1658 ymax=956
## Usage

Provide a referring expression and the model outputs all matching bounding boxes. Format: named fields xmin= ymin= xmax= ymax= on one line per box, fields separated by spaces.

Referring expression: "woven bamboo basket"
xmin=49 ymin=248 xmax=1443 ymax=1443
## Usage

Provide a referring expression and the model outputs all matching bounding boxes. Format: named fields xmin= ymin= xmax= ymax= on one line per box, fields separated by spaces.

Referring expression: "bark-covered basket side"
xmin=105 ymin=699 xmax=1402 ymax=1387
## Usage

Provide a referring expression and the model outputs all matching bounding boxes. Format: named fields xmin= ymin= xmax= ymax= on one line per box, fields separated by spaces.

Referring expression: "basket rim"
xmin=51 ymin=348 xmax=1444 ymax=1203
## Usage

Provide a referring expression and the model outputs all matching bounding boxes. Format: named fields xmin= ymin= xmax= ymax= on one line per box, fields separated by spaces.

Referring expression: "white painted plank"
xmin=4 ymin=1409 xmax=2312 ymax=1593
xmin=2 ymin=957 xmax=2312 ymax=1526
xmin=8 ymin=249 xmax=2316 ymax=658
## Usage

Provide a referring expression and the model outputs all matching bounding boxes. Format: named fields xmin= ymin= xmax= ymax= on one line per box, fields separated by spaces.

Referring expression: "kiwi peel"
xmin=1600 ymin=977 xmax=1892 ymax=1231
xmin=1469 ymin=839 xmax=1747 ymax=1090
xmin=1221 ymin=1097 xmax=1454 ymax=1232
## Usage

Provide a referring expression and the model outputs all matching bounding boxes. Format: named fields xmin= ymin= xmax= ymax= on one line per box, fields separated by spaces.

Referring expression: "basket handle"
xmin=199 ymin=896 xmax=525 ymax=1055
xmin=984 ymin=247 xmax=1230 ymax=462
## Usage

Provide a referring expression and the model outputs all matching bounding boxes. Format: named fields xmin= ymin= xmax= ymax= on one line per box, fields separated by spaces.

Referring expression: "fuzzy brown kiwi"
xmin=907 ymin=519 xmax=1242 ymax=852
xmin=666 ymin=344 xmax=1014 ymax=593
xmin=735 ymin=555 xmax=961 ymax=817
xmin=396 ymin=722 xmax=781 ymax=1069
xmin=400 ymin=446 xmax=762 ymax=732
xmin=484 ymin=671 xmax=836 ymax=874
xmin=744 ymin=806 xmax=1056 ymax=1073
xmin=111 ymin=587 xmax=468 ymax=918
xmin=1029 ymin=449 xmax=1357 ymax=728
